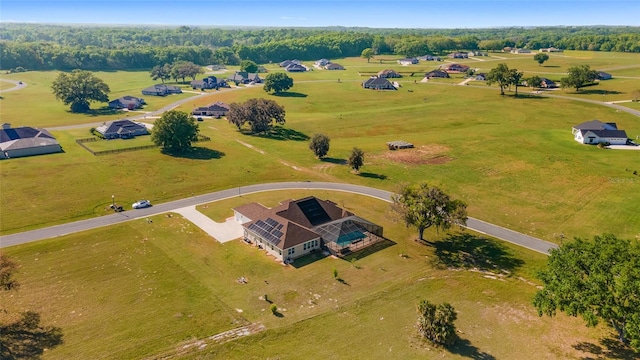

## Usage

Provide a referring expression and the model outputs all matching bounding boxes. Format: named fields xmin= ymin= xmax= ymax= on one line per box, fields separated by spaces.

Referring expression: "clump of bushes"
xmin=90 ymin=127 xmax=105 ymax=139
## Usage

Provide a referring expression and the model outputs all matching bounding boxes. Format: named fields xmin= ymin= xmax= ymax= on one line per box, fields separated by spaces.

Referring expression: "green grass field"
xmin=1 ymin=50 xmax=639 ymax=359
xmin=1 ymin=52 xmax=639 ymax=241
xmin=2 ymin=191 xmax=624 ymax=360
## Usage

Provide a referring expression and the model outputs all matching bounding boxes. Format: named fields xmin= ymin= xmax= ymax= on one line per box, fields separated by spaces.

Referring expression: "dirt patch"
xmin=374 ymin=145 xmax=452 ymax=165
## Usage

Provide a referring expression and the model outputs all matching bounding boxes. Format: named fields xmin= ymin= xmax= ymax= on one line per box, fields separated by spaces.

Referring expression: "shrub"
xmin=270 ymin=304 xmax=278 ymax=315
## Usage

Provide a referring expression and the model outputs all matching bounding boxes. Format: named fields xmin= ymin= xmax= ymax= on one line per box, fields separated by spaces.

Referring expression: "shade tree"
xmin=227 ymin=98 xmax=286 ymax=133
xmin=561 ymin=64 xmax=598 ymax=92
xmin=533 ymin=234 xmax=640 ymax=350
xmin=533 ymin=52 xmax=549 ymax=66
xmin=392 ymin=183 xmax=468 ymax=241
xmin=51 ymin=69 xmax=110 ymax=113
xmin=263 ymin=72 xmax=294 ymax=94
xmin=309 ymin=133 xmax=330 ymax=159
xmin=348 ymin=147 xmax=365 ymax=172
xmin=151 ymin=110 xmax=200 ymax=153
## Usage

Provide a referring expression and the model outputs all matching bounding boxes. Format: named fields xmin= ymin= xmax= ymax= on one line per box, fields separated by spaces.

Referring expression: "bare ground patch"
xmin=374 ymin=145 xmax=452 ymax=165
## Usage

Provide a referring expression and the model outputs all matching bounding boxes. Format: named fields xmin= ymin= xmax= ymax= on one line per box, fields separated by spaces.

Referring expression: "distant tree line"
xmin=1 ymin=24 xmax=638 ymax=71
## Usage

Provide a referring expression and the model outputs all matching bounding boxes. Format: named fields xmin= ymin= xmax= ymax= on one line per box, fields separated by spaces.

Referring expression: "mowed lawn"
xmin=0 ymin=192 xmax=619 ymax=360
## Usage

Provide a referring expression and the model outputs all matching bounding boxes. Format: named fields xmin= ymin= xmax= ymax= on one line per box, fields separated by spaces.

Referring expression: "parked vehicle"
xmin=132 ymin=200 xmax=151 ymax=209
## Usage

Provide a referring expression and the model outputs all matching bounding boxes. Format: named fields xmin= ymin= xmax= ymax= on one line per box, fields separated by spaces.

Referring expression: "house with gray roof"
xmin=285 ymin=63 xmax=307 ymax=72
xmin=108 ymin=96 xmax=145 ymax=110
xmin=596 ymin=71 xmax=612 ymax=80
xmin=233 ymin=196 xmax=384 ymax=262
xmin=141 ymin=84 xmax=182 ymax=96
xmin=192 ymin=102 xmax=230 ymax=117
xmin=0 ymin=123 xmax=62 ymax=159
xmin=572 ymin=120 xmax=628 ymax=145
xmin=227 ymin=71 xmax=262 ymax=84
xmin=279 ymin=59 xmax=301 ymax=68
xmin=363 ymin=77 xmax=397 ymax=90
xmin=95 ymin=120 xmax=149 ymax=140
xmin=324 ymin=63 xmax=345 ymax=70
xmin=425 ymin=70 xmax=450 ymax=79
xmin=190 ymin=76 xmax=228 ymax=90
xmin=377 ymin=69 xmax=402 ymax=78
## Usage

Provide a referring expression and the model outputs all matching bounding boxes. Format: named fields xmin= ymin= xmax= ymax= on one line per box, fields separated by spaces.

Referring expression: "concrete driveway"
xmin=173 ymin=206 xmax=243 ymax=243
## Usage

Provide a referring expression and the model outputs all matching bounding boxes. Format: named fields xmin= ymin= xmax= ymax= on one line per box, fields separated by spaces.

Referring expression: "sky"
xmin=2 ymin=0 xmax=639 ymax=28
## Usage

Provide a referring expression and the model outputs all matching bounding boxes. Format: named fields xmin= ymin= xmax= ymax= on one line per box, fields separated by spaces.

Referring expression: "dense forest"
xmin=1 ymin=24 xmax=639 ymax=71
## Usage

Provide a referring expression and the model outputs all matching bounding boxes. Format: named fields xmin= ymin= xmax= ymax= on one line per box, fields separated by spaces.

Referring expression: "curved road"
xmin=0 ymin=181 xmax=559 ymax=255
xmin=0 ymin=79 xmax=27 ymax=93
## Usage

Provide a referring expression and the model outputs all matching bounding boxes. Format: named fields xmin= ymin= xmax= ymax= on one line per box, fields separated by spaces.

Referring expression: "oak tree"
xmin=533 ymin=234 xmax=640 ymax=350
xmin=227 ymin=98 xmax=286 ymax=133
xmin=392 ymin=183 xmax=468 ymax=241
xmin=309 ymin=133 xmax=330 ymax=159
xmin=533 ymin=52 xmax=549 ymax=66
xmin=151 ymin=110 xmax=200 ymax=153
xmin=347 ymin=147 xmax=364 ymax=172
xmin=263 ymin=72 xmax=293 ymax=94
xmin=51 ymin=69 xmax=110 ymax=112
xmin=561 ymin=64 xmax=598 ymax=92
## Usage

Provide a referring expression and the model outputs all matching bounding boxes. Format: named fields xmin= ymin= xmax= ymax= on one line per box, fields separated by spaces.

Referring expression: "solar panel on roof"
xmin=276 ymin=223 xmax=283 ymax=230
xmin=248 ymin=219 xmax=283 ymax=247
xmin=297 ymin=198 xmax=331 ymax=226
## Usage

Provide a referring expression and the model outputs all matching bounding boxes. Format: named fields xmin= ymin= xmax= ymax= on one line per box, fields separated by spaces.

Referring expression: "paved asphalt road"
xmin=0 ymin=181 xmax=559 ymax=254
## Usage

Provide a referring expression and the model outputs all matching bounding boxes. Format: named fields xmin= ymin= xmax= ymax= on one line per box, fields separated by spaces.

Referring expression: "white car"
xmin=132 ymin=200 xmax=151 ymax=209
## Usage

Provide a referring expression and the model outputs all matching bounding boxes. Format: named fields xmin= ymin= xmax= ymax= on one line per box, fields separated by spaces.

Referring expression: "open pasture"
xmin=1 ymin=191 xmax=622 ymax=359
xmin=2 ymin=66 xmax=640 ymax=242
xmin=1 ymin=50 xmax=640 ymax=242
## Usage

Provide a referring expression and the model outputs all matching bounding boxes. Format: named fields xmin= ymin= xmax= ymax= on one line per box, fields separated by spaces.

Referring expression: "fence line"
xmin=76 ymin=135 xmax=211 ymax=156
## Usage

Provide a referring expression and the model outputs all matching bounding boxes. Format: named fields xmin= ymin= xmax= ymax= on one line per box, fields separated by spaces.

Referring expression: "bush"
xmin=270 ymin=304 xmax=278 ymax=315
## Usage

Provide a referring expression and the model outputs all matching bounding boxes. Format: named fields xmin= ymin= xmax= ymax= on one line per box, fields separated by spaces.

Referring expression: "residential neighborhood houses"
xmin=142 ymin=84 xmax=183 ymax=96
xmin=108 ymin=96 xmax=145 ymax=110
xmin=0 ymin=123 xmax=62 ymax=159
xmin=377 ymin=69 xmax=402 ymax=78
xmin=233 ymin=196 xmax=384 ymax=262
xmin=227 ymin=71 xmax=262 ymax=85
xmin=190 ymin=75 xmax=229 ymax=90
xmin=192 ymin=101 xmax=230 ymax=117
xmin=95 ymin=120 xmax=149 ymax=139
xmin=572 ymin=120 xmax=628 ymax=145
xmin=363 ymin=76 xmax=397 ymax=90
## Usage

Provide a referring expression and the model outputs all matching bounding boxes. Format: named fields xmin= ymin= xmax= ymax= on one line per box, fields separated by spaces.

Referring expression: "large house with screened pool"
xmin=233 ymin=196 xmax=384 ymax=263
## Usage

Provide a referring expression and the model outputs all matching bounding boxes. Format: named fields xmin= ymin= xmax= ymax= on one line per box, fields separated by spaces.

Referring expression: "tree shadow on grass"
xmin=341 ymin=238 xmax=397 ymax=262
xmin=431 ymin=233 xmax=524 ymax=275
xmin=245 ymin=126 xmax=310 ymax=141
xmin=321 ymin=157 xmax=347 ymax=165
xmin=573 ymin=336 xmax=638 ymax=359
xmin=290 ymin=250 xmax=329 ymax=268
xmin=82 ymin=107 xmax=120 ymax=117
xmin=578 ymin=89 xmax=622 ymax=95
xmin=273 ymin=92 xmax=308 ymax=98
xmin=359 ymin=172 xmax=388 ymax=180
xmin=447 ymin=338 xmax=496 ymax=360
xmin=543 ymin=65 xmax=561 ymax=68
xmin=164 ymin=147 xmax=225 ymax=160
xmin=510 ymin=93 xmax=549 ymax=99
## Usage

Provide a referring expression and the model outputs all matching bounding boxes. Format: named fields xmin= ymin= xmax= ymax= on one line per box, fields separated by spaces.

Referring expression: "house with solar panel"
xmin=233 ymin=196 xmax=384 ymax=262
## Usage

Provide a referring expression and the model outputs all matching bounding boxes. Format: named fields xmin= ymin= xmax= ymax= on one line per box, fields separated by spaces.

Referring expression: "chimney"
xmin=2 ymin=123 xmax=11 ymax=129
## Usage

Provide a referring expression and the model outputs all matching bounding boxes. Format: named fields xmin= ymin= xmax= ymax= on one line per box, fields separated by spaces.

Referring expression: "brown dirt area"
xmin=374 ymin=145 xmax=453 ymax=165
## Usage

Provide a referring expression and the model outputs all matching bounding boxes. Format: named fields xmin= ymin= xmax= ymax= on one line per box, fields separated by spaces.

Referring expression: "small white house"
xmin=572 ymin=120 xmax=628 ymax=145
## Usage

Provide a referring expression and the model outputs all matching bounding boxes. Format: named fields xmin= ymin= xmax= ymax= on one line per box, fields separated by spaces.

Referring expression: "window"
xmin=288 ymin=248 xmax=295 ymax=255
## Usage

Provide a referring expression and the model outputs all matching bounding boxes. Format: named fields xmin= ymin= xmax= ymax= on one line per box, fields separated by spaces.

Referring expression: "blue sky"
xmin=2 ymin=1 xmax=639 ymax=28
